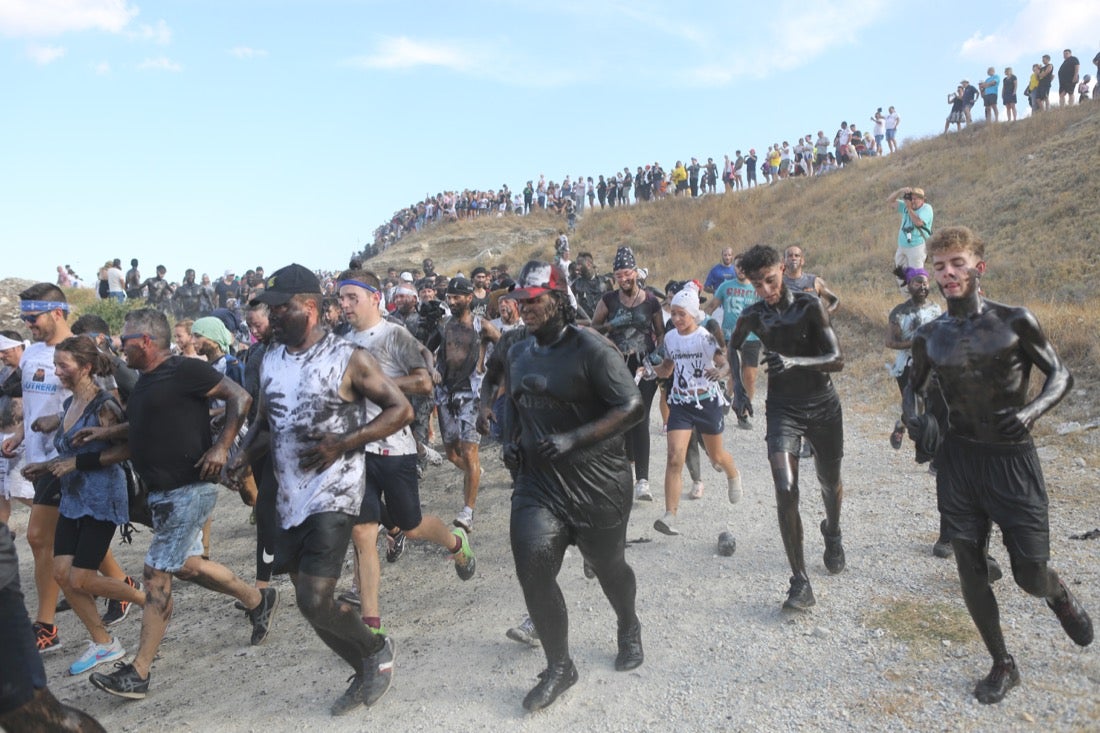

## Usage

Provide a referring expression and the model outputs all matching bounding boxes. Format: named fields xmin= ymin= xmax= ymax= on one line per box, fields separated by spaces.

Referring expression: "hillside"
xmin=374 ymin=104 xmax=1100 ymax=432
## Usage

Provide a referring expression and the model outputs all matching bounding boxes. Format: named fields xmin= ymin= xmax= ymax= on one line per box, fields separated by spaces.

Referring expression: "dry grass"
xmin=864 ymin=596 xmax=976 ymax=654
xmin=376 ymin=103 xmax=1100 ymax=397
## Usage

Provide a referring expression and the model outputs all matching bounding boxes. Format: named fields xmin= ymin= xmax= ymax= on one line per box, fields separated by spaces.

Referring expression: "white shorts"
xmin=895 ymin=245 xmax=927 ymax=272
xmin=0 ymin=434 xmax=34 ymax=501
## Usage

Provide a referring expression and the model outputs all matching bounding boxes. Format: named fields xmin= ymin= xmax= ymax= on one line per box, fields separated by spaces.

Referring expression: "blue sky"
xmin=3 ymin=0 xmax=1099 ymax=284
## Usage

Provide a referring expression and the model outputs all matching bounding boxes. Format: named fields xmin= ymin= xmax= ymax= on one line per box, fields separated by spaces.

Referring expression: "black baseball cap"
xmin=251 ymin=263 xmax=321 ymax=306
xmin=446 ymin=277 xmax=474 ymax=296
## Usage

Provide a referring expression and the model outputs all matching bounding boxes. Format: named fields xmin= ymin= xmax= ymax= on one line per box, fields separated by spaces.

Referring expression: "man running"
xmin=335 ymin=269 xmax=475 ymax=640
xmin=905 ymin=225 xmax=1092 ymax=704
xmin=727 ymin=245 xmax=847 ymax=611
xmin=229 ymin=264 xmax=412 ymax=715
xmin=502 ymin=261 xmax=645 ymax=711
xmin=434 ymin=277 xmax=499 ymax=531
xmin=781 ymin=246 xmax=839 ymax=312
xmin=87 ymin=307 xmax=276 ymax=699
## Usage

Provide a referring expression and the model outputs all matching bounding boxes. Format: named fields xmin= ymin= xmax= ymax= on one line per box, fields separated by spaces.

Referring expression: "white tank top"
xmin=262 ymin=333 xmax=366 ymax=529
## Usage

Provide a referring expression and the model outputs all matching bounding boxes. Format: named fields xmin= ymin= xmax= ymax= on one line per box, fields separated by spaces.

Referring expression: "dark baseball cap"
xmin=251 ymin=263 xmax=321 ymax=306
xmin=445 ymin=277 xmax=474 ymax=296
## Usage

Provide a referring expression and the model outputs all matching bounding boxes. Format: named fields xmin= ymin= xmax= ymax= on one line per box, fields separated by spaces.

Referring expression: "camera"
xmin=903 ymin=192 xmax=913 ymax=201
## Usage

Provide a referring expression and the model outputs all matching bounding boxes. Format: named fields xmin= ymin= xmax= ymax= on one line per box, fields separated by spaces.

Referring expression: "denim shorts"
xmin=145 ymin=482 xmax=219 ymax=573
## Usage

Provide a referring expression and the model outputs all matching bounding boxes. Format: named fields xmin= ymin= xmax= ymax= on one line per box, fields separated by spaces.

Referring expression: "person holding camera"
xmin=887 ymin=186 xmax=934 ymax=286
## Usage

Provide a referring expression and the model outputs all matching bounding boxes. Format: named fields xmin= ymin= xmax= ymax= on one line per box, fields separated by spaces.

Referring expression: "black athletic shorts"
xmin=53 ymin=515 xmax=117 ymax=570
xmin=765 ymin=388 xmax=843 ymax=459
xmin=32 ymin=474 xmax=61 ymax=507
xmin=934 ymin=434 xmax=1050 ymax=562
xmin=357 ymin=453 xmax=422 ymax=530
xmin=275 ymin=511 xmax=354 ymax=579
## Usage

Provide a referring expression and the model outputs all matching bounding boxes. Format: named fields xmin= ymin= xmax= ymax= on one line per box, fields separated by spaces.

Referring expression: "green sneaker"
xmin=451 ymin=528 xmax=476 ymax=581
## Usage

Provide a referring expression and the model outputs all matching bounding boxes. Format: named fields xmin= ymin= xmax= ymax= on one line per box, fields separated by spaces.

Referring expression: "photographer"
xmin=887 ymin=186 xmax=934 ymax=286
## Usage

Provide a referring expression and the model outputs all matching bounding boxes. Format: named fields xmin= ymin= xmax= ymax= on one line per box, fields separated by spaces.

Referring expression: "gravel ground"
xmin=11 ymin=375 xmax=1099 ymax=732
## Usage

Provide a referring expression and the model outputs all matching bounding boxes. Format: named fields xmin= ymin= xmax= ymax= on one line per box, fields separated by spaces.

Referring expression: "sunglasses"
xmin=119 ymin=332 xmax=150 ymax=344
xmin=20 ymin=312 xmax=46 ymax=324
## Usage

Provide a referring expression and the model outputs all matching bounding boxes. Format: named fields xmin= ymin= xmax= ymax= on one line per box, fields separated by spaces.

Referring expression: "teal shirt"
xmin=713 ymin=278 xmax=760 ymax=342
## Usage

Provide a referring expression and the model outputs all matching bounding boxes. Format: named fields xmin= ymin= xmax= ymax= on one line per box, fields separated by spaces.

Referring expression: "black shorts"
xmin=275 ymin=511 xmax=353 ymax=579
xmin=357 ymin=453 xmax=422 ymax=530
xmin=738 ymin=340 xmax=763 ymax=368
xmin=666 ymin=398 xmax=725 ymax=435
xmin=983 ymin=94 xmax=997 ymax=107
xmin=53 ymin=515 xmax=117 ymax=570
xmin=765 ymin=388 xmax=843 ymax=459
xmin=32 ymin=474 xmax=61 ymax=507
xmin=934 ymin=434 xmax=1050 ymax=562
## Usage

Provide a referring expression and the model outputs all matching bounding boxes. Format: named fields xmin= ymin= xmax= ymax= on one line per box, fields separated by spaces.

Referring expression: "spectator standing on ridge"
xmin=887 ymin=186 xmax=934 ymax=282
xmin=1002 ymin=67 xmax=1018 ymax=122
xmin=960 ymin=79 xmax=980 ymax=125
xmin=745 ymin=149 xmax=758 ymax=187
xmin=687 ymin=158 xmax=701 ymax=197
xmin=945 ymin=86 xmax=967 ymax=133
xmin=979 ymin=67 xmax=1000 ymax=122
xmin=1058 ymin=49 xmax=1080 ymax=106
xmin=124 ymin=259 xmax=141 ymax=300
xmin=1036 ymin=55 xmax=1054 ymax=111
xmin=884 ymin=106 xmax=900 ymax=152
xmin=870 ymin=109 xmax=886 ymax=152
xmin=105 ymin=261 xmax=126 ymax=303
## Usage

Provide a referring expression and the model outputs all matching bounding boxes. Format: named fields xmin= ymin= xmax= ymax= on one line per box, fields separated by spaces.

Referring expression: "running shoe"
xmin=689 ymin=481 xmax=704 ymax=500
xmin=506 ymin=616 xmax=540 ymax=646
xmin=337 ymin=589 xmax=362 ymax=608
xmin=423 ymin=446 xmax=444 ymax=466
xmin=453 ymin=507 xmax=474 ymax=532
xmin=1047 ymin=581 xmax=1094 ymax=647
xmin=974 ymin=656 xmax=1019 ymax=704
xmin=634 ymin=479 xmax=653 ymax=502
xmin=727 ymin=474 xmax=743 ymax=504
xmin=102 ymin=576 xmax=141 ymax=627
xmin=522 ymin=660 xmax=578 ymax=712
xmin=932 ymin=538 xmax=953 ymax=558
xmin=69 ymin=637 xmax=125 ymax=675
xmin=782 ymin=575 xmax=816 ymax=611
xmin=653 ymin=512 xmax=679 ymax=536
xmin=889 ymin=424 xmax=905 ymax=450
xmin=56 ymin=596 xmax=73 ymax=613
xmin=34 ymin=621 xmax=62 ymax=654
xmin=615 ymin=619 xmax=644 ymax=671
xmin=737 ymin=415 xmax=752 ymax=430
xmin=247 ymin=586 xmax=279 ymax=646
xmin=361 ymin=636 xmax=395 ymax=707
xmin=331 ymin=674 xmax=365 ymax=716
xmin=451 ymin=528 xmax=476 ymax=581
xmin=90 ymin=662 xmax=149 ymax=699
xmin=820 ymin=519 xmax=846 ymax=574
xmin=385 ymin=530 xmax=406 ymax=563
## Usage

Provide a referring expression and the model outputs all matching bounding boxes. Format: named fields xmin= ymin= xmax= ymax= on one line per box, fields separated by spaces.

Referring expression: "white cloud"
xmin=0 ymin=0 xmax=138 ymax=38
xmin=127 ymin=18 xmax=171 ymax=45
xmin=137 ymin=56 xmax=181 ymax=72
xmin=93 ymin=60 xmax=110 ymax=74
xmin=347 ymin=36 xmax=482 ymax=72
xmin=26 ymin=43 xmax=66 ymax=64
xmin=230 ymin=46 xmax=268 ymax=59
xmin=959 ymin=0 xmax=1100 ymax=60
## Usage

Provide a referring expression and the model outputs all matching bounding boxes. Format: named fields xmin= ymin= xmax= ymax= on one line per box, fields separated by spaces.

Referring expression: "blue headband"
xmin=20 ymin=300 xmax=70 ymax=313
xmin=337 ymin=280 xmax=379 ymax=294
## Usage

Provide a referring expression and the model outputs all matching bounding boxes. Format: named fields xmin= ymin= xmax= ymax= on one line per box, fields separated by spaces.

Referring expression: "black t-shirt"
xmin=128 ymin=356 xmax=222 ymax=492
xmin=507 ymin=326 xmax=641 ymax=528
xmin=1059 ymin=56 xmax=1079 ymax=85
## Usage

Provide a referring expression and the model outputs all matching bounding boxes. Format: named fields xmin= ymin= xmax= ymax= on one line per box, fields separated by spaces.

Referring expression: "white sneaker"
xmin=727 ymin=474 xmax=743 ymax=504
xmin=69 ymin=637 xmax=124 ymax=675
xmin=424 ymin=446 xmax=444 ymax=466
xmin=634 ymin=479 xmax=653 ymax=502
xmin=453 ymin=507 xmax=474 ymax=532
xmin=689 ymin=481 xmax=704 ymax=500
xmin=653 ymin=512 xmax=679 ymax=536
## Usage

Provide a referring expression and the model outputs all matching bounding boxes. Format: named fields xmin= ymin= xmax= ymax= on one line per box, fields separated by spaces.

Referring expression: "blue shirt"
xmin=712 ymin=278 xmax=760 ymax=342
xmin=704 ymin=263 xmax=737 ymax=292
xmin=983 ymin=74 xmax=1000 ymax=97
xmin=897 ymin=200 xmax=934 ymax=249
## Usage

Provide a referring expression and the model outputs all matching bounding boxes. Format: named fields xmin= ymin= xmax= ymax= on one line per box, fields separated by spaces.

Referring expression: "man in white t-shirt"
xmin=884 ymin=106 xmax=901 ymax=153
xmin=1 ymin=284 xmax=73 ymax=653
xmin=335 ymin=269 xmax=475 ymax=638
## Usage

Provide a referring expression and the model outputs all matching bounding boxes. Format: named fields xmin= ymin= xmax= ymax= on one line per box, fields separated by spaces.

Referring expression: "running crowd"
xmin=366 ymin=106 xmax=902 ymax=256
xmin=0 ymin=196 xmax=1093 ymax=725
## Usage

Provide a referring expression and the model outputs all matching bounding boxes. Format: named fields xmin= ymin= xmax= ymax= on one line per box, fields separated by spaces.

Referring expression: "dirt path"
xmin=13 ymin=374 xmax=1099 ymax=732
